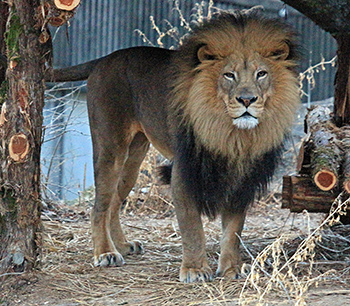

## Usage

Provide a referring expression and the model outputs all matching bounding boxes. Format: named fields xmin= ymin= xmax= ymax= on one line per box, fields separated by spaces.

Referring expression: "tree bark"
xmin=337 ymin=126 xmax=350 ymax=193
xmin=334 ymin=34 xmax=350 ymax=126
xmin=282 ymin=0 xmax=350 ymax=35
xmin=0 ymin=2 xmax=9 ymax=85
xmin=0 ymin=0 xmax=50 ymax=275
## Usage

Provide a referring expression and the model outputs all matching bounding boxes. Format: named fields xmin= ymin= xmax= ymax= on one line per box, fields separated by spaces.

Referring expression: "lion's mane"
xmin=166 ymin=11 xmax=300 ymax=218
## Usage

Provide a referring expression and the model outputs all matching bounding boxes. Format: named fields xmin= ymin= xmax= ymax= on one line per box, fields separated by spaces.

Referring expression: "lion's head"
xmin=172 ymin=10 xmax=300 ymax=163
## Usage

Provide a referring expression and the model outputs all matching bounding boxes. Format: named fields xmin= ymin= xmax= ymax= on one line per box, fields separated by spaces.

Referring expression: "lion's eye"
xmin=223 ymin=72 xmax=236 ymax=81
xmin=257 ymin=71 xmax=268 ymax=79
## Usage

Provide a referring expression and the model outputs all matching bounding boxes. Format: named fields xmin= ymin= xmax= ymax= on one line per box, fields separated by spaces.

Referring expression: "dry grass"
xmin=2 ymin=143 xmax=350 ymax=305
xmin=239 ymin=195 xmax=350 ymax=306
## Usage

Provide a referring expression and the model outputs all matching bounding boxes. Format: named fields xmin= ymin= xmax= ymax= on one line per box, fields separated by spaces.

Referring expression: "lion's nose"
xmin=236 ymin=96 xmax=258 ymax=107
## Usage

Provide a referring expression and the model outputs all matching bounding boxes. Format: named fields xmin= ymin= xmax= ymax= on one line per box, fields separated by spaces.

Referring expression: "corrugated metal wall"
xmin=52 ymin=0 xmax=337 ymax=101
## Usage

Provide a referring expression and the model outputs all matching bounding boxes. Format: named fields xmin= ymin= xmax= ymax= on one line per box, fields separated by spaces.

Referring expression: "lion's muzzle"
xmin=233 ymin=112 xmax=259 ymax=129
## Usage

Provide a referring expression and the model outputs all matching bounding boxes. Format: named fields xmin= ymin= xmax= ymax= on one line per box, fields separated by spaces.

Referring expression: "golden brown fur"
xmin=172 ymin=14 xmax=299 ymax=165
xmin=48 ymin=10 xmax=300 ymax=283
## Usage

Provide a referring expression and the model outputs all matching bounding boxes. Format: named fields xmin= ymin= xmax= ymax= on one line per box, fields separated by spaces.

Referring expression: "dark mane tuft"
xmin=175 ymin=126 xmax=283 ymax=218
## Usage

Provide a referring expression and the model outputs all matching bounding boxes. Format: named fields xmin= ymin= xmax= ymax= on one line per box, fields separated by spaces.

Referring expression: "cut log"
xmin=314 ymin=169 xmax=338 ymax=191
xmin=304 ymin=106 xmax=341 ymax=191
xmin=54 ymin=0 xmax=80 ymax=11
xmin=282 ymin=176 xmax=338 ymax=213
xmin=305 ymin=105 xmax=332 ymax=128
xmin=310 ymin=129 xmax=340 ymax=191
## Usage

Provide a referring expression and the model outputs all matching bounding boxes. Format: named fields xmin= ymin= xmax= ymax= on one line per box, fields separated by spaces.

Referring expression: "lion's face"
xmin=218 ymin=53 xmax=272 ymax=130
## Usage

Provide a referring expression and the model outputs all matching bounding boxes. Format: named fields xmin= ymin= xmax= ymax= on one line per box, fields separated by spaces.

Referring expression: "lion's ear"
xmin=197 ymin=45 xmax=217 ymax=62
xmin=268 ymin=41 xmax=290 ymax=61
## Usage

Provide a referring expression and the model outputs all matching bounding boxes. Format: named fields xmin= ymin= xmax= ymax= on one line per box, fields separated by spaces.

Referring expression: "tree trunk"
xmin=0 ymin=0 xmax=49 ymax=275
xmin=334 ymin=34 xmax=350 ymax=126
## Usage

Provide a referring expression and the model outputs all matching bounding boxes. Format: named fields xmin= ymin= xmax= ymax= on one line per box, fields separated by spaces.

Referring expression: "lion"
xmin=48 ymin=10 xmax=300 ymax=283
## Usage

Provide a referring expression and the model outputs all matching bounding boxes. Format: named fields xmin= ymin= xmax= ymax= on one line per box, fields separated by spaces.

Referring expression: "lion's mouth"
xmin=232 ymin=112 xmax=259 ymax=129
xmin=236 ymin=111 xmax=257 ymax=119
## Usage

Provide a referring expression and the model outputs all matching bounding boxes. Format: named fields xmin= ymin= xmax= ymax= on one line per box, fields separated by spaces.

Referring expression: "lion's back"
xmin=87 ymin=46 xmax=177 ymax=158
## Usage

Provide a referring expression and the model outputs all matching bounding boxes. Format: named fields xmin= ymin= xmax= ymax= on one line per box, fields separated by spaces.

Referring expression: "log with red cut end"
xmin=314 ymin=170 xmax=337 ymax=191
xmin=304 ymin=106 xmax=341 ymax=191
xmin=311 ymin=131 xmax=340 ymax=191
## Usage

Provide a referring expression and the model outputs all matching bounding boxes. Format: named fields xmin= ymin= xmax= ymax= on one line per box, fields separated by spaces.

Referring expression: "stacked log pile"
xmin=282 ymin=106 xmax=350 ymax=213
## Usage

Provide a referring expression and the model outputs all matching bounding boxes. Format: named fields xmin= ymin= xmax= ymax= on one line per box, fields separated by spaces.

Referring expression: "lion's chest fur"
xmin=174 ymin=125 xmax=282 ymax=217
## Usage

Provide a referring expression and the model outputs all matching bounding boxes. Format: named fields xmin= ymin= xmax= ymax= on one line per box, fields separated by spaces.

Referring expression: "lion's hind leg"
xmin=91 ymin=143 xmax=127 ymax=267
xmin=109 ymin=132 xmax=150 ymax=256
xmin=216 ymin=209 xmax=247 ymax=279
xmin=92 ymin=131 xmax=149 ymax=267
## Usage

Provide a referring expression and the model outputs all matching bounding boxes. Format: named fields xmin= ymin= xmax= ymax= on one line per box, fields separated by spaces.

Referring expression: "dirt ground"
xmin=2 ymin=186 xmax=350 ymax=306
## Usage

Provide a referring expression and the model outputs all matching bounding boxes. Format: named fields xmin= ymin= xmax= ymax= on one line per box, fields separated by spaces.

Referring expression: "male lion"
xmin=49 ymin=10 xmax=300 ymax=283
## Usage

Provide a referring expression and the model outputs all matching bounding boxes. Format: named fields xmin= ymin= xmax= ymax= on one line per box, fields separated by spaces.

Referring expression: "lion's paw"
xmin=216 ymin=263 xmax=250 ymax=280
xmin=216 ymin=266 xmax=241 ymax=279
xmin=94 ymin=252 xmax=125 ymax=267
xmin=118 ymin=240 xmax=144 ymax=256
xmin=179 ymin=266 xmax=213 ymax=283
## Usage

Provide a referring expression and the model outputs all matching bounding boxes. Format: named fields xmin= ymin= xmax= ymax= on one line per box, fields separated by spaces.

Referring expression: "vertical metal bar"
xmin=308 ymin=51 xmax=312 ymax=108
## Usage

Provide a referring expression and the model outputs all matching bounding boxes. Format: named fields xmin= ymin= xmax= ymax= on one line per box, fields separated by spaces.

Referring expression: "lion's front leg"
xmin=172 ymin=164 xmax=213 ymax=283
xmin=216 ymin=209 xmax=247 ymax=279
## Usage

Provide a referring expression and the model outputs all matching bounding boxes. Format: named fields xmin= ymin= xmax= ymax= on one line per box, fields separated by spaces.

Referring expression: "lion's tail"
xmin=45 ymin=58 xmax=102 ymax=82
